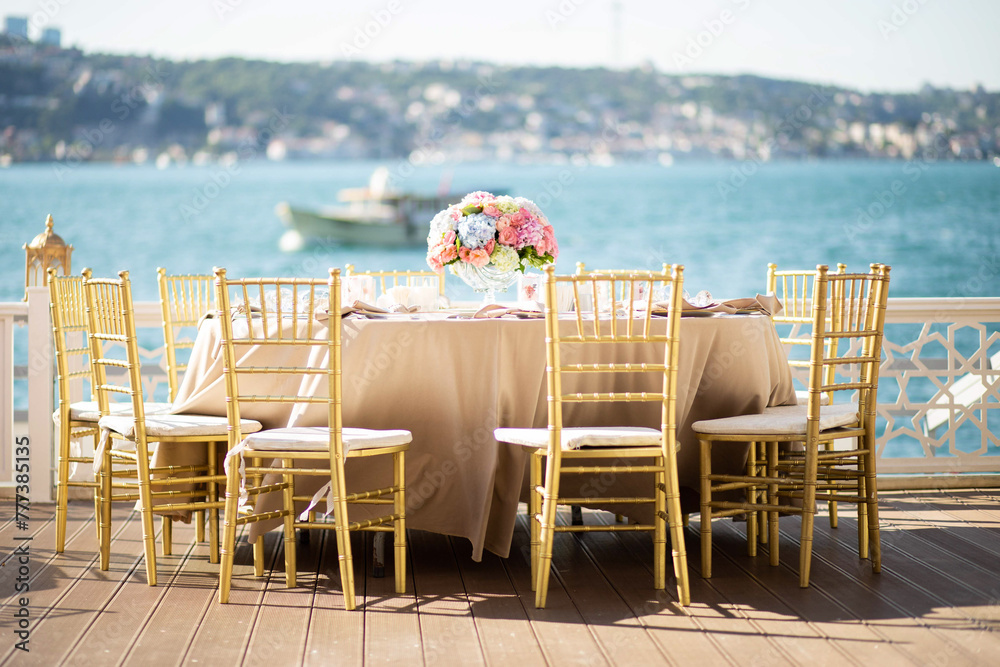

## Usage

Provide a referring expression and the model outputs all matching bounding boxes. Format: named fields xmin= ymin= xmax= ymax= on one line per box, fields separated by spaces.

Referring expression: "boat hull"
xmin=276 ymin=202 xmax=429 ymax=247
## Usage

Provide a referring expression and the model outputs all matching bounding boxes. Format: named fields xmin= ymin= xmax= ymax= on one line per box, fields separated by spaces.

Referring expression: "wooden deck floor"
xmin=2 ymin=490 xmax=1000 ymax=666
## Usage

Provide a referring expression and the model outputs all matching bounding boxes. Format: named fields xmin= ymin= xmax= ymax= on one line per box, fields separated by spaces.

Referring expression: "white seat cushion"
xmin=691 ymin=403 xmax=859 ymax=436
xmin=795 ymin=390 xmax=831 ymax=406
xmin=54 ymin=401 xmax=174 ymax=424
xmin=99 ymin=413 xmax=262 ymax=440
xmin=242 ymin=426 xmax=412 ymax=452
xmin=494 ymin=426 xmax=666 ymax=450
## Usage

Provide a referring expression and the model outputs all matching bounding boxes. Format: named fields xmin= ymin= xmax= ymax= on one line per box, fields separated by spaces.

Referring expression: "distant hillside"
xmin=1 ymin=35 xmax=997 ymax=164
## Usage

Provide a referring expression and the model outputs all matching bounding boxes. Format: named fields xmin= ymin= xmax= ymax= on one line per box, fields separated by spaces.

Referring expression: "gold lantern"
xmin=24 ymin=214 xmax=73 ymax=300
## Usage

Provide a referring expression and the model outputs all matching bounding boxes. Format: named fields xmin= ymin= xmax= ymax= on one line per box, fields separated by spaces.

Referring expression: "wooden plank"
xmin=501 ymin=510 xmax=614 ymax=666
xmin=772 ymin=507 xmax=1000 ymax=666
xmin=62 ymin=519 xmax=199 ymax=665
xmin=120 ymin=534 xmax=221 ymax=666
xmin=182 ymin=528 xmax=283 ymax=665
xmin=571 ymin=523 xmax=730 ymax=666
xmin=449 ymin=534 xmax=547 ymax=666
xmin=711 ymin=516 xmax=915 ymax=667
xmin=0 ymin=502 xmax=85 ymax=609
xmin=604 ymin=512 xmax=798 ymax=667
xmin=514 ymin=512 xmax=669 ymax=667
xmin=303 ymin=530 xmax=366 ymax=666
xmin=0 ymin=504 xmax=142 ymax=665
xmin=243 ymin=526 xmax=325 ymax=667
xmin=363 ymin=531 xmax=423 ymax=664
xmin=408 ymin=529 xmax=486 ymax=666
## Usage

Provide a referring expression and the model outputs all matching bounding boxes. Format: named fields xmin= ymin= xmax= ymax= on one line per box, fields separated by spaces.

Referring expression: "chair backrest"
xmin=213 ymin=269 xmax=343 ymax=458
xmin=344 ymin=264 xmax=444 ymax=296
xmin=575 ymin=262 xmax=672 ymax=304
xmin=543 ymin=264 xmax=684 ymax=459
xmin=49 ymin=268 xmax=95 ymax=418
xmin=83 ymin=271 xmax=149 ymax=427
xmin=806 ymin=264 xmax=891 ymax=430
xmin=157 ymin=268 xmax=215 ymax=402
xmin=768 ymin=263 xmax=847 ymax=401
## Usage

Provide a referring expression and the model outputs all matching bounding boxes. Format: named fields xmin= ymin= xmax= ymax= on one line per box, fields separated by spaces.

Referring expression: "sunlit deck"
xmin=3 ymin=490 xmax=999 ymax=666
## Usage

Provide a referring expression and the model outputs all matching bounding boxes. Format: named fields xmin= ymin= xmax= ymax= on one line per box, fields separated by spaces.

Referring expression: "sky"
xmin=5 ymin=0 xmax=1000 ymax=92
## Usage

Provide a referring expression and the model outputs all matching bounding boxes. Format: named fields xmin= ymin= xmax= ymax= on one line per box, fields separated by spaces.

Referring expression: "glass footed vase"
xmin=450 ymin=262 xmax=519 ymax=305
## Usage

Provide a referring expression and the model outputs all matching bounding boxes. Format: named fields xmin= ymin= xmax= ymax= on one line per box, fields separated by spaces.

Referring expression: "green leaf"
xmin=460 ymin=204 xmax=483 ymax=216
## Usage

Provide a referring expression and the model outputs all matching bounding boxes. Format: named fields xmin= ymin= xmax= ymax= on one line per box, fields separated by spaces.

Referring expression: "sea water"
xmin=2 ymin=159 xmax=998 ymax=302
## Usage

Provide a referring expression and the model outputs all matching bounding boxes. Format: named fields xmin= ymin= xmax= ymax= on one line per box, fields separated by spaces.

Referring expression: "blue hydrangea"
xmin=457 ymin=213 xmax=496 ymax=249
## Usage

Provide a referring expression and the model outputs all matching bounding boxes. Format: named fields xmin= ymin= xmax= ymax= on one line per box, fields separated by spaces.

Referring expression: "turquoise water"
xmin=2 ymin=160 xmax=998 ymax=302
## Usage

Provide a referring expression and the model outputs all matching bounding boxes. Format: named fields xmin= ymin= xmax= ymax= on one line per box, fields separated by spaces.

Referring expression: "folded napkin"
xmin=650 ymin=294 xmax=783 ymax=316
xmin=335 ymin=300 xmax=417 ymax=318
xmin=471 ymin=303 xmax=545 ymax=319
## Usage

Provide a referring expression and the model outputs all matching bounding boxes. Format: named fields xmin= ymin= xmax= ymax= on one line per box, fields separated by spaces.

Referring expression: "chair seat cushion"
xmin=794 ymin=390 xmax=831 ymax=406
xmin=54 ymin=401 xmax=174 ymax=424
xmin=99 ymin=413 xmax=262 ymax=439
xmin=243 ymin=426 xmax=412 ymax=452
xmin=691 ymin=403 xmax=859 ymax=436
xmin=494 ymin=426 xmax=666 ymax=450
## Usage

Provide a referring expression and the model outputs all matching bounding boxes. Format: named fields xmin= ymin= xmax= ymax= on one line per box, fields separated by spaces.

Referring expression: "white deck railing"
xmin=2 ymin=292 xmax=999 ymax=500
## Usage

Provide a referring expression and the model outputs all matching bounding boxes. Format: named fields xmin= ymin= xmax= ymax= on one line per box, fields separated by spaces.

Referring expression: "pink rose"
xmin=427 ymin=255 xmax=443 ymax=272
xmin=509 ymin=211 xmax=525 ymax=226
xmin=535 ymin=238 xmax=549 ymax=255
xmin=443 ymin=230 xmax=457 ymax=244
xmin=483 ymin=204 xmax=501 ymax=217
xmin=496 ymin=215 xmax=512 ymax=231
xmin=468 ymin=247 xmax=491 ymax=268
xmin=484 ymin=239 xmax=495 ymax=255
xmin=458 ymin=246 xmax=472 ymax=262
xmin=498 ymin=226 xmax=518 ymax=246
xmin=436 ymin=243 xmax=458 ymax=264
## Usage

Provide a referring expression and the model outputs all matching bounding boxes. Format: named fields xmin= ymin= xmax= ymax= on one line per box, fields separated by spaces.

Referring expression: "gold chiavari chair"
xmin=766 ymin=262 xmax=846 ymax=529
xmin=49 ymin=269 xmax=172 ymax=554
xmin=495 ymin=265 xmax=690 ymax=608
xmin=214 ymin=268 xmax=411 ymax=610
xmin=157 ymin=268 xmax=215 ymax=546
xmin=344 ymin=264 xmax=445 ymax=297
xmin=694 ymin=264 xmax=890 ymax=588
xmin=84 ymin=270 xmax=262 ymax=583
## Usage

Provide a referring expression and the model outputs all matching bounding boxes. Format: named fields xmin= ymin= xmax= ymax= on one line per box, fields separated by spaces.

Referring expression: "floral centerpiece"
xmin=426 ymin=191 xmax=558 ymax=299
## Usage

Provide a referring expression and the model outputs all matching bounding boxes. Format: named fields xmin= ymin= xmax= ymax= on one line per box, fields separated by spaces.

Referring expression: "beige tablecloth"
xmin=166 ymin=312 xmax=794 ymax=560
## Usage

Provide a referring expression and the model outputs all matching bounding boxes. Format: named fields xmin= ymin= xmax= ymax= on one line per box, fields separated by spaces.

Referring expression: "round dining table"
xmin=165 ymin=310 xmax=795 ymax=561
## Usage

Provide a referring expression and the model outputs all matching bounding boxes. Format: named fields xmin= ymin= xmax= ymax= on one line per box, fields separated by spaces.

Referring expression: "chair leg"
xmin=373 ymin=533 xmax=386 ymax=578
xmin=653 ymin=459 xmax=666 ymax=590
xmin=746 ymin=443 xmax=757 ymax=557
xmin=529 ymin=451 xmax=542 ymax=591
xmin=699 ymin=439 xmax=713 ymax=579
xmin=864 ymin=439 xmax=881 ymax=573
xmin=570 ymin=505 xmax=583 ymax=525
xmin=393 ymin=451 xmax=407 ymax=594
xmin=330 ymin=465 xmax=356 ymax=610
xmin=767 ymin=441 xmax=780 ymax=566
xmin=534 ymin=453 xmax=561 ymax=609
xmin=134 ymin=436 xmax=158 ymax=586
xmin=55 ymin=424 xmax=70 ymax=554
xmin=757 ymin=442 xmax=768 ymax=545
xmin=798 ymin=438 xmax=818 ymax=588
xmin=100 ymin=446 xmax=113 ymax=571
xmin=281 ymin=459 xmax=297 ymax=588
xmin=826 ymin=440 xmax=838 ymax=528
xmin=856 ymin=444 xmax=869 ymax=560
xmin=162 ymin=516 xmax=173 ymax=556
xmin=195 ymin=511 xmax=206 ymax=543
xmin=207 ymin=441 xmax=220 ymax=564
xmin=252 ymin=537 xmax=265 ymax=577
xmin=218 ymin=449 xmax=241 ymax=604
xmin=664 ymin=450 xmax=690 ymax=606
